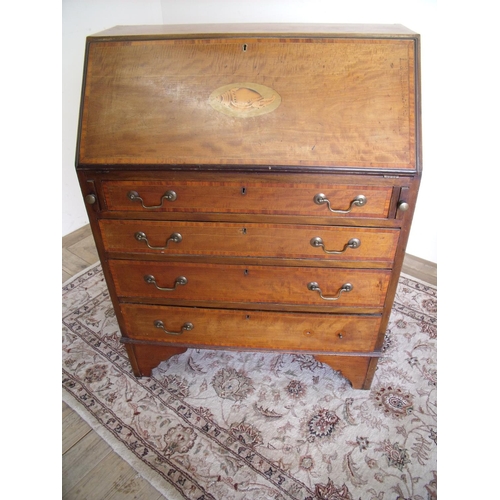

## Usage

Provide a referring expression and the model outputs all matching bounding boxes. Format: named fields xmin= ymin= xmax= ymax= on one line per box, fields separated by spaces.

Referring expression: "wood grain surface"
xmin=119 ymin=303 xmax=382 ymax=352
xmin=109 ymin=260 xmax=390 ymax=310
xmin=99 ymin=219 xmax=399 ymax=264
xmin=79 ymin=37 xmax=416 ymax=170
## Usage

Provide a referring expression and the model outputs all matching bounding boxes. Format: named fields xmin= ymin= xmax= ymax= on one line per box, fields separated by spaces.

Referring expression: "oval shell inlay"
xmin=209 ymin=82 xmax=281 ymax=118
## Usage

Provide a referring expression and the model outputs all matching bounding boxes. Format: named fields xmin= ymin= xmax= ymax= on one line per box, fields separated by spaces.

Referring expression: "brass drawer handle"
xmin=144 ymin=275 xmax=188 ymax=291
xmin=135 ymin=231 xmax=183 ymax=250
xmin=310 ymin=237 xmax=361 ymax=254
xmin=307 ymin=282 xmax=353 ymax=301
xmin=127 ymin=190 xmax=177 ymax=209
xmin=154 ymin=320 xmax=193 ymax=336
xmin=313 ymin=193 xmax=367 ymax=213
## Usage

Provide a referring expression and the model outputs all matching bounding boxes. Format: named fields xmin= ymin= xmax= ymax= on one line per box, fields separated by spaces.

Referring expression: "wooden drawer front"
xmin=120 ymin=304 xmax=382 ymax=353
xmin=102 ymin=180 xmax=392 ymax=219
xmin=109 ymin=260 xmax=390 ymax=309
xmin=100 ymin=220 xmax=399 ymax=264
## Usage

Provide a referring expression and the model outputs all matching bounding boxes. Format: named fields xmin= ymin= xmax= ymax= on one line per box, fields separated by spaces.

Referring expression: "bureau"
xmin=76 ymin=24 xmax=421 ymax=390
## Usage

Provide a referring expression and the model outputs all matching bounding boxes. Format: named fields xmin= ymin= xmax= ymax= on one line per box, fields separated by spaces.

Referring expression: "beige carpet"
xmin=63 ymin=263 xmax=436 ymax=499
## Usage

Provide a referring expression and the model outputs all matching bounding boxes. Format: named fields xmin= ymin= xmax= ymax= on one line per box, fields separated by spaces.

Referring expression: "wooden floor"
xmin=62 ymin=224 xmax=436 ymax=499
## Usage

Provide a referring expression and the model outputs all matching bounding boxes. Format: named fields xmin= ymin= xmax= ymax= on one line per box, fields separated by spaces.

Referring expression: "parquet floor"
xmin=62 ymin=224 xmax=436 ymax=499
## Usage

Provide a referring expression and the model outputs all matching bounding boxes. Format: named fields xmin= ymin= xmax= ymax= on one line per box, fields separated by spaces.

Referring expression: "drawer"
xmin=119 ymin=304 xmax=382 ymax=353
xmin=109 ymin=260 xmax=390 ymax=310
xmin=101 ymin=180 xmax=393 ymax=219
xmin=100 ymin=220 xmax=399 ymax=264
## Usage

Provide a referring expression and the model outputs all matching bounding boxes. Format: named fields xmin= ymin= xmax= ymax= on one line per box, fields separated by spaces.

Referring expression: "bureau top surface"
xmin=89 ymin=23 xmax=418 ymax=39
xmin=77 ymin=24 xmax=421 ymax=173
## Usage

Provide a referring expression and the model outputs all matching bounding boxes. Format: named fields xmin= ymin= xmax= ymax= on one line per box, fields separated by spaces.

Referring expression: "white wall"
xmin=62 ymin=0 xmax=438 ymax=263
xmin=62 ymin=0 xmax=163 ymax=234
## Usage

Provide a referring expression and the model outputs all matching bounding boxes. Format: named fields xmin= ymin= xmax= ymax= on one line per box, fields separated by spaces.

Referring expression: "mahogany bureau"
xmin=75 ymin=24 xmax=422 ymax=390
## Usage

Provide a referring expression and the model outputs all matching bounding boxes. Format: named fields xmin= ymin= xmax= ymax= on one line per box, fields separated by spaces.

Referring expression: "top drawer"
xmin=102 ymin=180 xmax=393 ymax=219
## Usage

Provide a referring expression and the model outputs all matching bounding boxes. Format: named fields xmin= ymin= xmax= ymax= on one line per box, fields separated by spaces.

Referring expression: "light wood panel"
xmin=62 ymin=225 xmax=100 ymax=282
xmin=62 ymin=223 xmax=435 ymax=499
xmin=402 ymin=252 xmax=437 ymax=285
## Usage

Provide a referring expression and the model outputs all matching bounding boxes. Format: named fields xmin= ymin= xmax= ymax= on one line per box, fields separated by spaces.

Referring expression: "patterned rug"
xmin=62 ymin=263 xmax=437 ymax=500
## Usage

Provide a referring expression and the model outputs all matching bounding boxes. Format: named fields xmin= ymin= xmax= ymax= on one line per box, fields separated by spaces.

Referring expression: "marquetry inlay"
xmin=209 ymin=83 xmax=281 ymax=117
